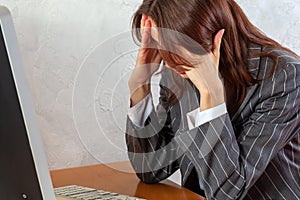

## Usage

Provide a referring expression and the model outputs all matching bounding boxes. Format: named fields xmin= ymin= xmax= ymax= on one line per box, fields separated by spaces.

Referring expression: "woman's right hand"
xmin=128 ymin=14 xmax=162 ymax=106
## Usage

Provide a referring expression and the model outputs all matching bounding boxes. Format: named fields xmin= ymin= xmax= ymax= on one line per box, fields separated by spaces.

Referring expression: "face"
xmin=148 ymin=18 xmax=190 ymax=79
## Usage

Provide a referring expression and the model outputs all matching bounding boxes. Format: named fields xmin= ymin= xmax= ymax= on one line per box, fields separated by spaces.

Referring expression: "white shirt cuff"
xmin=186 ymin=103 xmax=227 ymax=130
xmin=127 ymin=93 xmax=154 ymax=127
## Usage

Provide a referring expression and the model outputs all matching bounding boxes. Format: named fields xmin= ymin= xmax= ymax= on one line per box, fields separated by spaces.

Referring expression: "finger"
xmin=141 ymin=20 xmax=151 ymax=47
xmin=145 ymin=19 xmax=151 ymax=29
xmin=141 ymin=14 xmax=147 ymax=28
xmin=140 ymin=14 xmax=148 ymax=36
xmin=212 ymin=29 xmax=225 ymax=56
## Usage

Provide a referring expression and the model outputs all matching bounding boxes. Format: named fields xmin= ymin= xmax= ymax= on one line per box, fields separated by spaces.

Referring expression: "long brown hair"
xmin=131 ymin=0 xmax=298 ymax=117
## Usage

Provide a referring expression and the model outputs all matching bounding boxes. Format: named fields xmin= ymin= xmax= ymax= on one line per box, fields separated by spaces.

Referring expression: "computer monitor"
xmin=0 ymin=6 xmax=56 ymax=200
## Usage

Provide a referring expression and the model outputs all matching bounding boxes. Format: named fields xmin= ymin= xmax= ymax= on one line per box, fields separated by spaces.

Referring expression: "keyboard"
xmin=54 ymin=185 xmax=145 ymax=200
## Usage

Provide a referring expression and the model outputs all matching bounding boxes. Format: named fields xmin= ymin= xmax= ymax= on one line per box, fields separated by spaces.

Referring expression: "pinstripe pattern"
xmin=125 ymin=45 xmax=300 ymax=199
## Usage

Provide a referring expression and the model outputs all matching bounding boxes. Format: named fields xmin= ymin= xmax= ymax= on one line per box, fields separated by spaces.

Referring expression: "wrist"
xmin=129 ymin=83 xmax=151 ymax=107
xmin=200 ymin=93 xmax=224 ymax=111
xmin=198 ymin=86 xmax=225 ymax=111
xmin=128 ymin=76 xmax=151 ymax=91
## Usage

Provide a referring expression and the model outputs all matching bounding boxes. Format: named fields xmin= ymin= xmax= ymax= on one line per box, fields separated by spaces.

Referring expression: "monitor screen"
xmin=0 ymin=6 xmax=55 ymax=200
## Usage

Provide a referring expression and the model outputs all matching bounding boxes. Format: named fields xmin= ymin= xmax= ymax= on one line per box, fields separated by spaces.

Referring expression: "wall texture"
xmin=0 ymin=0 xmax=299 ymax=170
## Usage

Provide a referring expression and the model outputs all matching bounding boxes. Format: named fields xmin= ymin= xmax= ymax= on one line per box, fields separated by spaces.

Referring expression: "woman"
xmin=126 ymin=0 xmax=300 ymax=199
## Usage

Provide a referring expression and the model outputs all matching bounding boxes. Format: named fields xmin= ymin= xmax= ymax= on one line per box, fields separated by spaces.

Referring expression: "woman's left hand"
xmin=184 ymin=29 xmax=225 ymax=111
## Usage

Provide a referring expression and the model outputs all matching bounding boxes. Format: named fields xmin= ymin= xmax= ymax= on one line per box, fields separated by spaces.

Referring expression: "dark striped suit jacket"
xmin=126 ymin=44 xmax=300 ymax=200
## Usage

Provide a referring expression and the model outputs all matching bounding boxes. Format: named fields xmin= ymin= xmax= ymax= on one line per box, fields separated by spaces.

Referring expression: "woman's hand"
xmin=184 ymin=29 xmax=225 ymax=111
xmin=135 ymin=15 xmax=162 ymax=75
xmin=128 ymin=14 xmax=162 ymax=106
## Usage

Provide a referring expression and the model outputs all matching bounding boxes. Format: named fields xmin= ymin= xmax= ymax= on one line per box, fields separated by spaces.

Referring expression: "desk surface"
xmin=50 ymin=161 xmax=205 ymax=200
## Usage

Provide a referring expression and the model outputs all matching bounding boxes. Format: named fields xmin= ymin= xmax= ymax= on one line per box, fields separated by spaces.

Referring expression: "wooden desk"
xmin=50 ymin=161 xmax=205 ymax=200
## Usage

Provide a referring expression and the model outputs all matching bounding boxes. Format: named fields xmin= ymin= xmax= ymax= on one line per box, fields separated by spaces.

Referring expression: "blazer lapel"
xmin=232 ymin=43 xmax=262 ymax=123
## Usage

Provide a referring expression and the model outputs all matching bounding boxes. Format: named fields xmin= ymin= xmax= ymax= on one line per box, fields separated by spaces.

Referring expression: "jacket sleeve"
xmin=176 ymin=62 xmax=300 ymax=199
xmin=125 ymin=74 xmax=183 ymax=183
